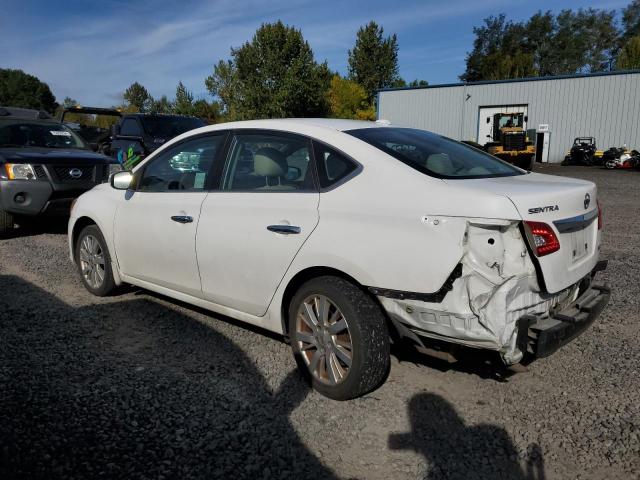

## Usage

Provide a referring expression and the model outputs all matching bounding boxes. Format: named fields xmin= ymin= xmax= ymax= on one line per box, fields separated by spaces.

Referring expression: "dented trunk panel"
xmin=378 ymin=219 xmax=580 ymax=364
xmin=446 ymin=173 xmax=601 ymax=293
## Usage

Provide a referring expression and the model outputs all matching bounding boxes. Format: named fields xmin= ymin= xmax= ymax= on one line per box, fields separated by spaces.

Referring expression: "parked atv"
xmin=603 ymin=147 xmax=639 ymax=170
xmin=562 ymin=137 xmax=603 ymax=166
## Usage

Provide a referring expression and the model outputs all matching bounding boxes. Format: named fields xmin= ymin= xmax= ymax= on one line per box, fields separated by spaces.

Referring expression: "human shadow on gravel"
xmin=389 ymin=393 xmax=546 ymax=480
xmin=0 ymin=274 xmax=337 ymax=480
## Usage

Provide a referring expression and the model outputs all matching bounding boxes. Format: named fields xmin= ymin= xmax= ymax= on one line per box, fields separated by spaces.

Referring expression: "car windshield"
xmin=0 ymin=119 xmax=87 ymax=149
xmin=347 ymin=127 xmax=524 ymax=179
xmin=140 ymin=116 xmax=206 ymax=139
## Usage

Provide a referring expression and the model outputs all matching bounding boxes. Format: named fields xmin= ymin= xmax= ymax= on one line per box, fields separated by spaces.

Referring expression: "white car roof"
xmin=149 ymin=118 xmax=399 ymax=167
xmin=196 ymin=118 xmax=391 ymax=133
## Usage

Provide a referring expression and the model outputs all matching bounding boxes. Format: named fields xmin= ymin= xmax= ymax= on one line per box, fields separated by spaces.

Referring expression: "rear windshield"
xmin=140 ymin=116 xmax=206 ymax=139
xmin=0 ymin=119 xmax=87 ymax=149
xmin=347 ymin=127 xmax=524 ymax=179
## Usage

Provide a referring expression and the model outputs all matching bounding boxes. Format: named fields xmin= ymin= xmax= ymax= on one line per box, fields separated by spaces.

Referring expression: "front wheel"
xmin=288 ymin=276 xmax=390 ymax=400
xmin=75 ymin=224 xmax=117 ymax=296
xmin=604 ymin=160 xmax=617 ymax=170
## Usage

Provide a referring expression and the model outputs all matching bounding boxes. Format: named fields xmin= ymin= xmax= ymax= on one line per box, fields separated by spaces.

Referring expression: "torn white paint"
xmin=379 ymin=219 xmax=580 ymax=364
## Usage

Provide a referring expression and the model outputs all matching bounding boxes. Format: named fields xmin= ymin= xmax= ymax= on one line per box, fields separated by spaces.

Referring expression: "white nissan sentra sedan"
xmin=68 ymin=119 xmax=609 ymax=400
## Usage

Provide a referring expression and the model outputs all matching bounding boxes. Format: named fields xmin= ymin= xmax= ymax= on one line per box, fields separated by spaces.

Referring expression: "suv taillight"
xmin=524 ymin=221 xmax=560 ymax=257
xmin=597 ymin=200 xmax=603 ymax=230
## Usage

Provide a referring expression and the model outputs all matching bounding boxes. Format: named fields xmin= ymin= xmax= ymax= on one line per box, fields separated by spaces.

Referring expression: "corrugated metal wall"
xmin=378 ymin=72 xmax=640 ymax=163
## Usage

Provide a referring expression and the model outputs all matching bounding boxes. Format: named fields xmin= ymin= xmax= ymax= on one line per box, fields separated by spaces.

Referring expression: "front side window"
xmin=222 ymin=132 xmax=315 ymax=191
xmin=138 ymin=135 xmax=224 ymax=192
xmin=347 ymin=127 xmax=524 ymax=179
xmin=0 ymin=120 xmax=87 ymax=149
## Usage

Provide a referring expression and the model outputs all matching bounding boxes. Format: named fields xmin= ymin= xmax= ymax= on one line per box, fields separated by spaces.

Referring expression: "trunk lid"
xmin=447 ymin=172 xmax=600 ymax=293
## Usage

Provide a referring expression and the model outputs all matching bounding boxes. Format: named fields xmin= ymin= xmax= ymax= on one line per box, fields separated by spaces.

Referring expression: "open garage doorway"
xmin=476 ymin=105 xmax=528 ymax=145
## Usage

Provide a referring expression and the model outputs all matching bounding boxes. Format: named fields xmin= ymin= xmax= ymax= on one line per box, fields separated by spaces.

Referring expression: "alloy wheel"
xmin=79 ymin=234 xmax=106 ymax=289
xmin=295 ymin=294 xmax=353 ymax=385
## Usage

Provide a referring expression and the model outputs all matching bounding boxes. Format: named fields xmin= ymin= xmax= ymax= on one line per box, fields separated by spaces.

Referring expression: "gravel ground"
xmin=0 ymin=164 xmax=638 ymax=480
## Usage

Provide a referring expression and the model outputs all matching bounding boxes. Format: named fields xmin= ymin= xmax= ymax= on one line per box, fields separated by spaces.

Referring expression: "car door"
xmin=197 ymin=130 xmax=320 ymax=316
xmin=113 ymin=132 xmax=227 ymax=297
xmin=112 ymin=117 xmax=146 ymax=169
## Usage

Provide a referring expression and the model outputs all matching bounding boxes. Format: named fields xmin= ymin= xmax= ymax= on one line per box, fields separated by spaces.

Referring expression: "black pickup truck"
xmin=61 ymin=107 xmax=206 ymax=170
xmin=0 ymin=107 xmax=121 ymax=234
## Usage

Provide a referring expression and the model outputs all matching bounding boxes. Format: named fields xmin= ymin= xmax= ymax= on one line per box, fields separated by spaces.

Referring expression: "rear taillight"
xmin=597 ymin=200 xmax=603 ymax=230
xmin=524 ymin=221 xmax=560 ymax=257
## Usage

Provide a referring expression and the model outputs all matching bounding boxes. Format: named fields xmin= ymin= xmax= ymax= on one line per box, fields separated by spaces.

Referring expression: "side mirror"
xmin=110 ymin=124 xmax=121 ymax=137
xmin=110 ymin=170 xmax=133 ymax=190
xmin=486 ymin=117 xmax=490 ymax=123
xmin=285 ymin=166 xmax=302 ymax=181
xmin=524 ymin=115 xmax=528 ymax=122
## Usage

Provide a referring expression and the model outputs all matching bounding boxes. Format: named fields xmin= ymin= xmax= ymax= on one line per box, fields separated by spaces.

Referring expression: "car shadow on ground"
xmin=390 ymin=340 xmax=523 ymax=382
xmin=2 ymin=217 xmax=69 ymax=239
xmin=0 ymin=274 xmax=335 ymax=479
xmin=0 ymin=274 xmax=545 ymax=479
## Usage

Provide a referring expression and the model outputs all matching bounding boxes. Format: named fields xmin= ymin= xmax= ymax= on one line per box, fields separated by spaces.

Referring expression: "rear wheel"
xmin=288 ymin=276 xmax=390 ymax=400
xmin=0 ymin=208 xmax=14 ymax=235
xmin=75 ymin=224 xmax=116 ymax=296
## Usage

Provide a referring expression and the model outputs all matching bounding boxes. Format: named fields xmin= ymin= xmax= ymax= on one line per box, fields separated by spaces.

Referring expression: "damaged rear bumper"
xmin=518 ymin=283 xmax=610 ymax=359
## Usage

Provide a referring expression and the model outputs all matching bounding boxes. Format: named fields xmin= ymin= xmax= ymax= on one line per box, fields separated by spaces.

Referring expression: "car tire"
xmin=288 ymin=276 xmax=390 ymax=400
xmin=75 ymin=224 xmax=117 ymax=296
xmin=0 ymin=208 xmax=14 ymax=235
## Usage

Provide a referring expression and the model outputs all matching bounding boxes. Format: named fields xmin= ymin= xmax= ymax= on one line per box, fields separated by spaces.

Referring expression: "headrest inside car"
xmin=254 ymin=147 xmax=287 ymax=177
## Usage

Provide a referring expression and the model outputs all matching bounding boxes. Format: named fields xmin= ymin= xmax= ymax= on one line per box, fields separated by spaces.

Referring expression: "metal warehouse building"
xmin=377 ymin=70 xmax=640 ymax=163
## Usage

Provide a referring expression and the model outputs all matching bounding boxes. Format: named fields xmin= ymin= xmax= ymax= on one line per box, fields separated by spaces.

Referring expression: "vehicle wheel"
xmin=0 ymin=208 xmax=14 ymax=235
xmin=75 ymin=224 xmax=116 ymax=296
xmin=604 ymin=160 xmax=616 ymax=170
xmin=288 ymin=276 xmax=390 ymax=400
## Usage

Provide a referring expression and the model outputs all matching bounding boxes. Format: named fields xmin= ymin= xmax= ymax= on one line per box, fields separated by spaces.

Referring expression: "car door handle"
xmin=267 ymin=225 xmax=301 ymax=234
xmin=171 ymin=215 xmax=193 ymax=224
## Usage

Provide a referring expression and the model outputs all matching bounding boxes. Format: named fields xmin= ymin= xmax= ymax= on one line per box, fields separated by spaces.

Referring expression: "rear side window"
xmin=313 ymin=143 xmax=358 ymax=189
xmin=347 ymin=127 xmax=524 ymax=179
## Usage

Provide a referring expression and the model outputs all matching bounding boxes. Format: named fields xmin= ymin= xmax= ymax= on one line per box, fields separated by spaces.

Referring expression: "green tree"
xmin=327 ymin=75 xmax=371 ymax=119
xmin=0 ymin=68 xmax=57 ymax=113
xmin=617 ymin=36 xmax=640 ymax=69
xmin=408 ymin=79 xmax=429 ymax=87
xmin=461 ymin=15 xmax=536 ymax=81
xmin=206 ymin=21 xmax=330 ymax=119
xmin=174 ymin=81 xmax=194 ymax=115
xmin=348 ymin=21 xmax=400 ymax=100
xmin=461 ymin=9 xmax=618 ymax=81
xmin=123 ymin=82 xmax=151 ymax=112
xmin=205 ymin=60 xmax=240 ymax=119
xmin=149 ymin=95 xmax=173 ymax=114
xmin=623 ymin=0 xmax=640 ymax=38
xmin=62 ymin=96 xmax=78 ymax=108
xmin=192 ymin=99 xmax=221 ymax=124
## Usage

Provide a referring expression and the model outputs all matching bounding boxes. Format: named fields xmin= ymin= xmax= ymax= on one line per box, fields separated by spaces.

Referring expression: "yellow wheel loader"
xmin=483 ymin=113 xmax=536 ymax=170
